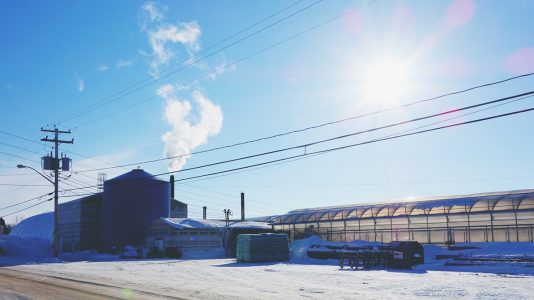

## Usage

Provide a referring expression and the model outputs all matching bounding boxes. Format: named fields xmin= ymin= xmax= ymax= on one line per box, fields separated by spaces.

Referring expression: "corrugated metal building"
xmin=103 ymin=169 xmax=170 ymax=250
xmin=11 ymin=169 xmax=191 ymax=253
xmin=146 ymin=218 xmax=222 ymax=253
xmin=170 ymin=199 xmax=188 ymax=218
xmin=58 ymin=193 xmax=103 ymax=252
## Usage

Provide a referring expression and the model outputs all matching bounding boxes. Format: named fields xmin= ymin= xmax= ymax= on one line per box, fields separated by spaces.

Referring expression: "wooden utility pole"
xmin=41 ymin=127 xmax=73 ymax=257
xmin=223 ymin=209 xmax=232 ymax=227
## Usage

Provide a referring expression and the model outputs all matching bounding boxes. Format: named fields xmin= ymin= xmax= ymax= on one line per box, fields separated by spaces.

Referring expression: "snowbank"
xmin=182 ymin=247 xmax=225 ymax=259
xmin=0 ymin=235 xmax=52 ymax=260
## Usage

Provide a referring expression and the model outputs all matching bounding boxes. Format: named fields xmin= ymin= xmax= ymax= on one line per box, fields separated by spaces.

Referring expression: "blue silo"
xmin=103 ymin=169 xmax=170 ymax=250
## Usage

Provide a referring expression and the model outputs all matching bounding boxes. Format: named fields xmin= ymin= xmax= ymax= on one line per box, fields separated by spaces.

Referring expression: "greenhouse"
xmin=271 ymin=189 xmax=534 ymax=244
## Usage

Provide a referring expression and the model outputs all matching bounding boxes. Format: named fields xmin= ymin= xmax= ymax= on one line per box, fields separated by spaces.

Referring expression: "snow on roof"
xmin=161 ymin=218 xmax=222 ymax=229
xmin=160 ymin=218 xmax=272 ymax=230
xmin=287 ymin=189 xmax=534 ymax=215
xmin=228 ymin=221 xmax=271 ymax=229
xmin=10 ymin=212 xmax=54 ymax=241
xmin=270 ymin=189 xmax=534 ymax=224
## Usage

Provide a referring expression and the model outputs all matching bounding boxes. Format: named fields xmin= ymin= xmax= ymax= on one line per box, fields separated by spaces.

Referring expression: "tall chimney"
xmin=203 ymin=206 xmax=207 ymax=220
xmin=170 ymin=175 xmax=175 ymax=199
xmin=241 ymin=192 xmax=245 ymax=221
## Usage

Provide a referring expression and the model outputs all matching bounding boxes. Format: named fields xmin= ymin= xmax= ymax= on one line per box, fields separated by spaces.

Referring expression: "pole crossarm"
xmin=41 ymin=138 xmax=74 ymax=144
xmin=41 ymin=128 xmax=71 ymax=134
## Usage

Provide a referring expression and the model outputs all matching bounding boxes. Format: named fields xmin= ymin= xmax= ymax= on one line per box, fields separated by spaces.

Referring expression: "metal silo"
xmin=103 ymin=169 xmax=169 ymax=251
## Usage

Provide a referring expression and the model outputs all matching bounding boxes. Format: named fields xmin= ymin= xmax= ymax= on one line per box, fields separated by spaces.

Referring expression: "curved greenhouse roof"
xmin=274 ymin=189 xmax=534 ymax=224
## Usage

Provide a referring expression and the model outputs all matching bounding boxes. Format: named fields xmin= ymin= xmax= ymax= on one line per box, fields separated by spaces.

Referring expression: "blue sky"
xmin=1 ymin=0 xmax=534 ymax=223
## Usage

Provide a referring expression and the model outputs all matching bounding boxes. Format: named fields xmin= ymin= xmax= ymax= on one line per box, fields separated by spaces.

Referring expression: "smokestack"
xmin=203 ymin=206 xmax=207 ymax=220
xmin=170 ymin=175 xmax=175 ymax=199
xmin=241 ymin=192 xmax=245 ymax=221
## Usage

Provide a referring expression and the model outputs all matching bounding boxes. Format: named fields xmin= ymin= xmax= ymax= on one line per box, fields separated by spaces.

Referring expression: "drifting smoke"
xmin=159 ymin=85 xmax=223 ymax=171
xmin=141 ymin=2 xmax=225 ymax=171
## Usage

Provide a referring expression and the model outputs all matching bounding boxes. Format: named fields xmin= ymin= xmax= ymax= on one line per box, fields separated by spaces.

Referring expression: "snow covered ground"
xmin=1 ymin=235 xmax=533 ymax=299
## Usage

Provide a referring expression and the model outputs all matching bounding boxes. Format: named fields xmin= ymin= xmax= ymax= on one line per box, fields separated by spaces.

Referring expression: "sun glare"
xmin=361 ymin=59 xmax=413 ymax=104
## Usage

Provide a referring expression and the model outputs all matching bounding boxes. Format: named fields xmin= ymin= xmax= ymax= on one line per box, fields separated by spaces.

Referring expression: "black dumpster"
xmin=387 ymin=241 xmax=424 ymax=269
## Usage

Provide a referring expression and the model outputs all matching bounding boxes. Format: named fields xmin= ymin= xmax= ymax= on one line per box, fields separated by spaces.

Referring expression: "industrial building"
xmin=11 ymin=169 xmax=188 ymax=252
xmin=272 ymin=189 xmax=534 ymax=244
xmin=11 ymin=176 xmax=534 ymax=253
xmin=170 ymin=199 xmax=188 ymax=218
xmin=146 ymin=218 xmax=223 ymax=256
xmin=103 ymin=169 xmax=170 ymax=250
xmin=58 ymin=193 xmax=103 ymax=252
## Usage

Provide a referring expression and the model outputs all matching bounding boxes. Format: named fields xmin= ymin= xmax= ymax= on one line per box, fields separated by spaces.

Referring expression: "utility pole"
xmin=41 ymin=127 xmax=73 ymax=257
xmin=223 ymin=209 xmax=233 ymax=227
xmin=240 ymin=192 xmax=245 ymax=221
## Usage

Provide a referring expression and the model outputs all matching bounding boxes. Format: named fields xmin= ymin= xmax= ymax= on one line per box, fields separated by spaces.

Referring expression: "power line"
xmin=66 ymin=0 xmax=376 ymax=130
xmin=181 ymin=95 xmax=534 ymax=183
xmin=148 ymin=91 xmax=534 ymax=176
xmin=177 ymin=181 xmax=293 ymax=210
xmin=0 ymin=173 xmax=38 ymax=177
xmin=51 ymin=97 xmax=534 ymax=193
xmin=59 ymin=179 xmax=99 ymax=194
xmin=0 ymin=183 xmax=49 ymax=187
xmin=72 ymin=81 xmax=534 ymax=173
xmin=172 ymin=106 xmax=534 ymax=182
xmin=0 ymin=151 xmax=40 ymax=164
xmin=59 ymin=193 xmax=100 ymax=199
xmin=200 ymin=176 xmax=534 ymax=189
xmin=1 ymin=198 xmax=53 ymax=218
xmin=0 ymin=129 xmax=50 ymax=148
xmin=0 ymin=0 xmax=325 ymax=173
xmin=0 ymin=141 xmax=44 ymax=155
xmin=3 ymin=1 xmax=531 ymax=177
xmin=56 ymin=0 xmax=326 ymax=126
xmin=0 ymin=192 xmax=53 ymax=211
xmin=52 ymin=91 xmax=534 ymax=190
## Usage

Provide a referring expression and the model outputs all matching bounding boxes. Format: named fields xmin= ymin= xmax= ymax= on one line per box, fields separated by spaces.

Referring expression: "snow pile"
xmin=60 ymin=250 xmax=118 ymax=262
xmin=289 ymin=235 xmax=328 ymax=261
xmin=0 ymin=235 xmax=52 ymax=261
xmin=182 ymin=247 xmax=225 ymax=259
xmin=450 ymin=242 xmax=534 ymax=258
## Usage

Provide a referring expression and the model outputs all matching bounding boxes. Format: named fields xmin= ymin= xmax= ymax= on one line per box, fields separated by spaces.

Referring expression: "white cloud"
xmin=146 ymin=22 xmax=201 ymax=76
xmin=142 ymin=1 xmax=165 ymax=23
xmin=208 ymin=63 xmax=236 ymax=80
xmin=95 ymin=64 xmax=109 ymax=72
xmin=159 ymin=85 xmax=223 ymax=171
xmin=77 ymin=78 xmax=85 ymax=92
xmin=141 ymin=2 xmax=201 ymax=77
xmin=116 ymin=59 xmax=134 ymax=68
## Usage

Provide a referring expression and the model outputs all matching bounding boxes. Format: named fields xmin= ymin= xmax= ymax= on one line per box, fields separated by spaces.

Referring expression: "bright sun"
xmin=361 ymin=59 xmax=412 ymax=103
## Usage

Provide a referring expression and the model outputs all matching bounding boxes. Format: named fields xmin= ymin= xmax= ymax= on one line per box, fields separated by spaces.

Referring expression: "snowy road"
xmin=4 ymin=258 xmax=533 ymax=300
xmin=0 ymin=268 xmax=183 ymax=300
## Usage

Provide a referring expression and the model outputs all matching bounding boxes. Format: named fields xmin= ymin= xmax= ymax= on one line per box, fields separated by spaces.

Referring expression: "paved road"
xmin=0 ymin=268 xmax=184 ymax=300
